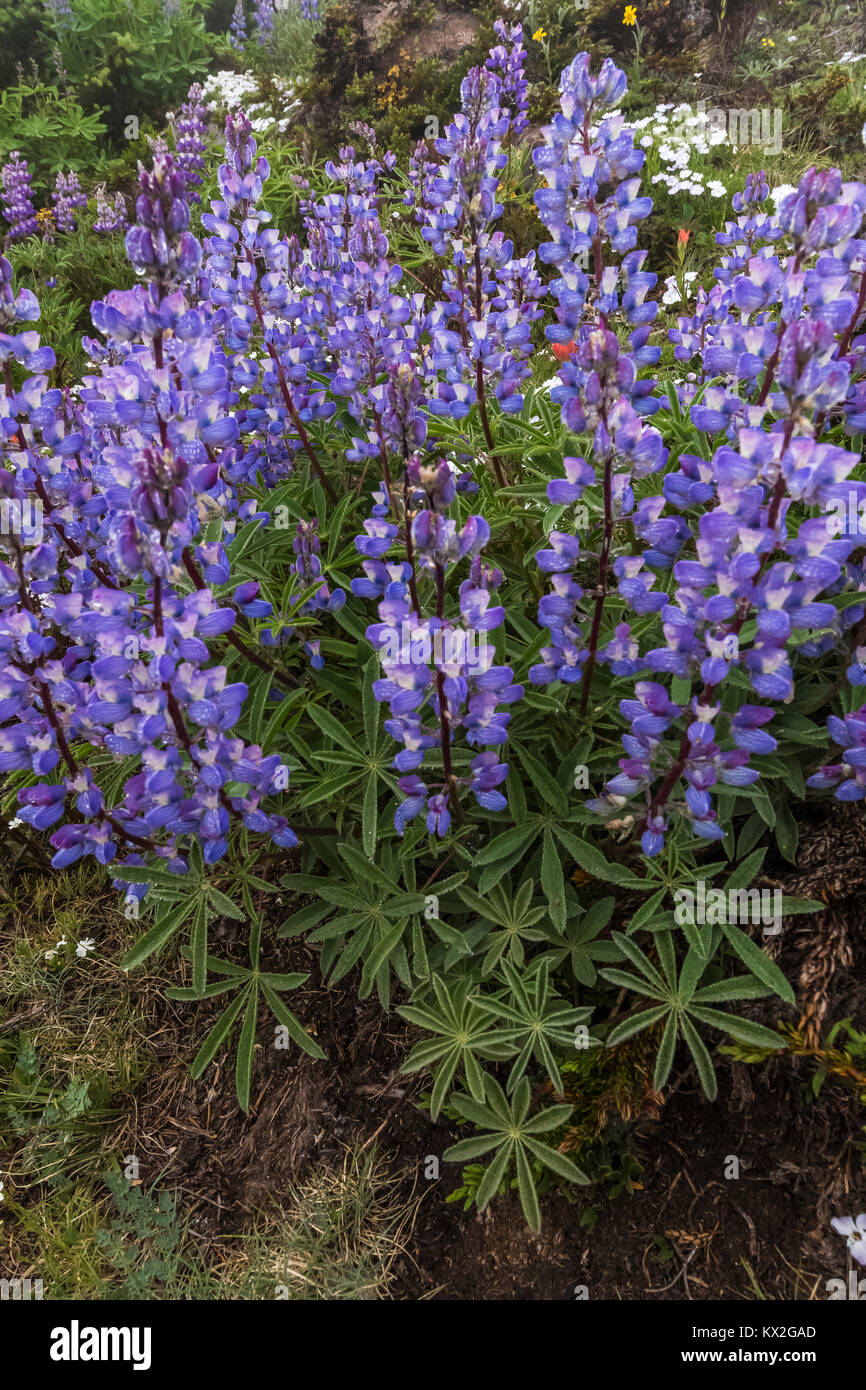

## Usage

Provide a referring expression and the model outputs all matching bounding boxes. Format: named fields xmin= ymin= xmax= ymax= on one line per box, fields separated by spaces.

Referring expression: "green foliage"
xmin=57 ymin=0 xmax=213 ymax=140
xmin=0 ymin=82 xmax=107 ymax=188
xmin=95 ymin=1170 xmax=186 ymax=1299
xmin=398 ymin=974 xmax=515 ymax=1117
xmin=0 ymin=0 xmax=53 ymax=91
xmin=245 ymin=0 xmax=331 ymax=87
xmin=9 ymin=218 xmax=132 ymax=381
xmin=113 ymin=842 xmax=321 ymax=1110
xmin=600 ymin=925 xmax=787 ymax=1101
xmin=444 ymin=1075 xmax=587 ymax=1231
xmin=473 ymin=958 xmax=593 ymax=1095
xmin=0 ymin=1032 xmax=115 ymax=1188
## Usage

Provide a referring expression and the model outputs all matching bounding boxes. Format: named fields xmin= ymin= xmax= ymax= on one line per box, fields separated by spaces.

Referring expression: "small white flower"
xmin=708 ymin=180 xmax=728 ymax=197
xmin=76 ymin=938 xmax=96 ymax=959
xmin=831 ymin=1214 xmax=866 ymax=1266
xmin=661 ymin=273 xmax=698 ymax=307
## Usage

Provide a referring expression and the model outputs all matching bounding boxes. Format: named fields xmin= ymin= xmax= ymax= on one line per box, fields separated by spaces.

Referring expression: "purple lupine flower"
xmin=596 ymin=158 xmax=865 ymax=854
xmin=93 ymin=187 xmax=128 ymax=234
xmin=358 ymin=457 xmax=522 ymax=836
xmin=43 ymin=0 xmax=73 ymax=30
xmin=407 ymin=63 xmax=545 ymax=471
xmin=485 ymin=18 xmax=529 ymax=135
xmin=530 ymin=54 xmax=669 ymax=721
xmin=174 ymin=83 xmax=210 ymax=204
xmin=291 ymin=518 xmax=345 ymax=618
xmin=252 ymin=0 xmax=275 ymax=44
xmin=1 ymin=152 xmax=38 ymax=242
xmin=228 ymin=0 xmax=246 ymax=47
xmin=126 ymin=150 xmax=202 ymax=290
xmin=808 ymin=708 xmax=866 ymax=801
xmin=52 ymin=170 xmax=87 ymax=234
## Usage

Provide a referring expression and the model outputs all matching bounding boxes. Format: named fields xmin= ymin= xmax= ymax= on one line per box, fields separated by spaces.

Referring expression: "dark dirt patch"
xmin=119 ymin=930 xmax=458 ymax=1239
xmin=391 ymin=1056 xmax=865 ymax=1301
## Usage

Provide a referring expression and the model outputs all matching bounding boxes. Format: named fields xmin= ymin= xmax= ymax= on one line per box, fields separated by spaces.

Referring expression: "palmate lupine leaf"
xmin=444 ymin=1077 xmax=587 ymax=1231
xmin=473 ymin=958 xmax=595 ymax=1094
xmin=535 ymin=893 xmax=623 ymax=986
xmin=601 ymin=930 xmax=786 ymax=1100
xmin=453 ymin=876 xmax=548 ymax=974
xmin=166 ymin=918 xmax=323 ymax=1110
xmin=396 ymin=975 xmax=515 ymax=1118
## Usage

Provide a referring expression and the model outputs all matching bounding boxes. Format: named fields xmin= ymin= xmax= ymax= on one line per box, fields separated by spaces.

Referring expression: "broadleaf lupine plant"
xmin=1 ymin=31 xmax=864 ymax=1223
xmin=531 ymin=56 xmax=866 ymax=858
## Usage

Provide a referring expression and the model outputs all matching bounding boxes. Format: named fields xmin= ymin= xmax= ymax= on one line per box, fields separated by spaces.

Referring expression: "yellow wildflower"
xmin=533 ymin=27 xmax=547 ymax=42
xmin=623 ymin=5 xmax=637 ymax=24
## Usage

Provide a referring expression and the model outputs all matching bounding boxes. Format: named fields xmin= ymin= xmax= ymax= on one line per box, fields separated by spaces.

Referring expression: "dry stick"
xmin=579 ymin=452 xmax=614 ymax=717
xmin=401 ymin=458 xmax=421 ymax=614
xmin=472 ymin=245 xmax=508 ymax=489
xmin=36 ymin=673 xmax=156 ymax=851
xmin=434 ymin=559 xmax=462 ymax=821
xmin=249 ymin=285 xmax=338 ymax=504
xmin=180 ymin=547 xmax=299 ymax=688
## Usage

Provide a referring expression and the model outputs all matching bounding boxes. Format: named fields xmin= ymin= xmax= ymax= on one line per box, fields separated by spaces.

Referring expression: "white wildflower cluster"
xmin=45 ymin=936 xmax=96 ymax=961
xmin=622 ymin=104 xmax=729 ymax=199
xmin=201 ymin=70 xmax=260 ymax=107
xmin=200 ymin=71 xmax=299 ymax=132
